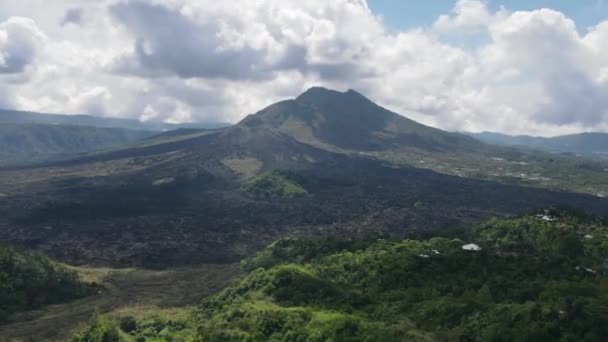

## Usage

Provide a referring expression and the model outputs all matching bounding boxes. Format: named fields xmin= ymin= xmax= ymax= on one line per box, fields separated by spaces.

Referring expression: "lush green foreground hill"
xmin=0 ymin=246 xmax=90 ymax=323
xmin=72 ymin=210 xmax=608 ymax=341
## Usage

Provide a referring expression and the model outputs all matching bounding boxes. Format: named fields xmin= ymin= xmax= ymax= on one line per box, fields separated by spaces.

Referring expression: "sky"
xmin=368 ymin=1 xmax=608 ymax=32
xmin=0 ymin=1 xmax=608 ymax=136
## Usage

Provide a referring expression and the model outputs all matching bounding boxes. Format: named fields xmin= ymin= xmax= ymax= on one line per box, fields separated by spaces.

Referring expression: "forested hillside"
xmin=71 ymin=209 xmax=608 ymax=341
xmin=0 ymin=246 xmax=90 ymax=323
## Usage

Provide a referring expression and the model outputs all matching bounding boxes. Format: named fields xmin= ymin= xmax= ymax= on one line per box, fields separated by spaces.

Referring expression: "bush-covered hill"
xmin=0 ymin=246 xmax=91 ymax=323
xmin=71 ymin=210 xmax=608 ymax=341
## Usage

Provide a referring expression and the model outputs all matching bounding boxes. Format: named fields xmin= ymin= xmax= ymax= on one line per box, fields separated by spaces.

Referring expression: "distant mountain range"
xmin=1 ymin=87 xmax=606 ymax=268
xmin=471 ymin=131 xmax=608 ymax=156
xmin=0 ymin=123 xmax=155 ymax=166
xmin=0 ymin=109 xmax=230 ymax=166
xmin=0 ymin=108 xmax=230 ymax=131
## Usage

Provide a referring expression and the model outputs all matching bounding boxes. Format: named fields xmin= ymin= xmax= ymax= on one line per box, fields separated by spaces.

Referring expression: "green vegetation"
xmin=70 ymin=311 xmax=196 ymax=342
xmin=71 ymin=210 xmax=608 ymax=341
xmin=244 ymin=171 xmax=308 ymax=198
xmin=0 ymin=246 xmax=90 ymax=323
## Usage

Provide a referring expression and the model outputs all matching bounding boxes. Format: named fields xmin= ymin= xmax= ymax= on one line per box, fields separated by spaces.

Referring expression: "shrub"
xmin=119 ymin=315 xmax=137 ymax=333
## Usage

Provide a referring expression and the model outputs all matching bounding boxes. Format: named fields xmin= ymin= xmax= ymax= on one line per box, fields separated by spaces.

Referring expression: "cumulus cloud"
xmin=434 ymin=0 xmax=494 ymax=33
xmin=108 ymin=1 xmax=271 ymax=80
xmin=108 ymin=0 xmax=381 ymax=81
xmin=479 ymin=9 xmax=608 ymax=127
xmin=0 ymin=0 xmax=607 ymax=135
xmin=68 ymin=86 xmax=112 ymax=116
xmin=0 ymin=17 xmax=45 ymax=74
xmin=60 ymin=8 xmax=84 ymax=27
xmin=140 ymin=97 xmax=194 ymax=123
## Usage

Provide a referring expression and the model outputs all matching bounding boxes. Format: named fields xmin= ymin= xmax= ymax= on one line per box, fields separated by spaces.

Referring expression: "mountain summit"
xmin=240 ymin=87 xmax=482 ymax=152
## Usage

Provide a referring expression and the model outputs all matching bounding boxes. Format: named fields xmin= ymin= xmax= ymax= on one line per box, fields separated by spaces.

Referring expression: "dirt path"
xmin=0 ymin=264 xmax=241 ymax=342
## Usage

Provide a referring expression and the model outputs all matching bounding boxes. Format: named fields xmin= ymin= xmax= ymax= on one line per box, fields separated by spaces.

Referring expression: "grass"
xmin=244 ymin=171 xmax=308 ymax=198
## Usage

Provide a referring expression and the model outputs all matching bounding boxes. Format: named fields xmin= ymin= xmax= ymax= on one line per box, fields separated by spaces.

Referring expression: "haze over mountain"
xmin=0 ymin=87 xmax=606 ymax=268
xmin=472 ymin=131 xmax=608 ymax=157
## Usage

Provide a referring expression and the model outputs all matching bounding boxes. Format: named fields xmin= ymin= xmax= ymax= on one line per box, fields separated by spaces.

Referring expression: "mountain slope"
xmin=239 ymin=88 xmax=608 ymax=195
xmin=241 ymin=87 xmax=482 ymax=152
xmin=472 ymin=131 xmax=608 ymax=156
xmin=34 ymin=87 xmax=607 ymax=197
xmin=0 ymin=123 xmax=155 ymax=166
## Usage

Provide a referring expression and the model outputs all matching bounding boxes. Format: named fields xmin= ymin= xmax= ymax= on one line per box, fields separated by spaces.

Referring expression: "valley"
xmin=1 ymin=88 xmax=607 ymax=269
xmin=3 ymin=1 xmax=608 ymax=340
xmin=1 ymin=88 xmax=608 ymax=341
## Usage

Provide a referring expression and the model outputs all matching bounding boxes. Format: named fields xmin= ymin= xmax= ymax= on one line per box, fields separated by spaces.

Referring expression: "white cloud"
xmin=478 ymin=9 xmax=608 ymax=127
xmin=0 ymin=17 xmax=46 ymax=74
xmin=0 ymin=0 xmax=607 ymax=135
xmin=434 ymin=0 xmax=494 ymax=33
xmin=140 ymin=97 xmax=192 ymax=123
xmin=68 ymin=86 xmax=112 ymax=116
xmin=107 ymin=0 xmax=383 ymax=81
xmin=60 ymin=8 xmax=84 ymax=27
